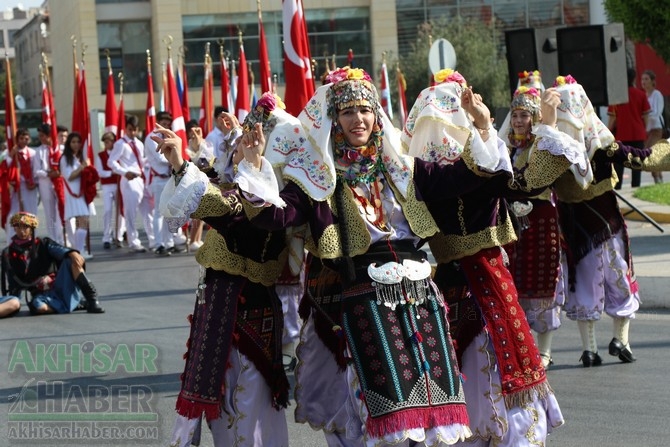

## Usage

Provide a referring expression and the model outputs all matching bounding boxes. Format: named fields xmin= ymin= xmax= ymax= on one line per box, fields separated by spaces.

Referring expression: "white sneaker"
xmin=174 ymin=233 xmax=187 ymax=245
xmin=189 ymin=241 xmax=203 ymax=251
xmin=82 ymin=252 xmax=94 ymax=260
xmin=130 ymin=245 xmax=147 ymax=253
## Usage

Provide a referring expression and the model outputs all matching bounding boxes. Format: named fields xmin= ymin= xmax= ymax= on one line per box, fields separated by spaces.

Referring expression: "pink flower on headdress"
xmin=434 ymin=69 xmax=467 ymax=86
xmin=325 ymin=66 xmax=372 ymax=84
xmin=553 ymin=74 xmax=577 ymax=87
xmin=513 ymin=86 xmax=540 ymax=97
xmin=256 ymin=92 xmax=285 ymax=113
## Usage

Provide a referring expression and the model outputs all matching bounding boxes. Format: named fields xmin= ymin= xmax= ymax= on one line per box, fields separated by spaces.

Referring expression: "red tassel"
xmin=365 ymin=404 xmax=469 ymax=439
xmin=175 ymin=395 xmax=222 ymax=422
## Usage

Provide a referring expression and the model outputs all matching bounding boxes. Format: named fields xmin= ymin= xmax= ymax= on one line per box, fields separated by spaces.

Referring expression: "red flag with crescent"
xmin=282 ymin=0 xmax=314 ymax=116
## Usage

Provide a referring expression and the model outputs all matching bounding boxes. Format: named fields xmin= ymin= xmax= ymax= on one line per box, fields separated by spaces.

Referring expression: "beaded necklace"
xmin=333 ymin=124 xmax=385 ymax=186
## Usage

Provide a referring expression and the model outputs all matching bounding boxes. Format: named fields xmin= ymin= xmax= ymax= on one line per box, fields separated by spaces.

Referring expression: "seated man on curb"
xmin=0 ymin=212 xmax=105 ymax=314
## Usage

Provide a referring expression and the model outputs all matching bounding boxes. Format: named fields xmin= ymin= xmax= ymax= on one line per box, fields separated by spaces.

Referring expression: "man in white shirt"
xmin=1 ymin=128 xmax=40 ymax=243
xmin=144 ymin=111 xmax=183 ymax=255
xmin=108 ymin=115 xmax=153 ymax=252
xmin=34 ymin=124 xmax=64 ymax=244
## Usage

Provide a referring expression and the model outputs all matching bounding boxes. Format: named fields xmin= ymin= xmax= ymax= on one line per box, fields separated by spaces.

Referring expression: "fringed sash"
xmin=558 ymin=190 xmax=631 ymax=290
xmin=459 ymin=247 xmax=551 ymax=408
xmin=175 ymin=270 xmax=289 ymax=422
xmin=341 ymin=278 xmax=468 ymax=438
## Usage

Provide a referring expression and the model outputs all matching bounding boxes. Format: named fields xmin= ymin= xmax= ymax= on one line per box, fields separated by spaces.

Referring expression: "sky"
xmin=0 ymin=0 xmax=43 ymax=12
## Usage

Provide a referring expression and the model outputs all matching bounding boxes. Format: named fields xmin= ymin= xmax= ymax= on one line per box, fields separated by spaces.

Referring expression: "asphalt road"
xmin=0 ymin=193 xmax=668 ymax=446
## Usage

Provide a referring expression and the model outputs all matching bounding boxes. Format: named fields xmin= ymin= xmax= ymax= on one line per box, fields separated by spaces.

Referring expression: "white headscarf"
xmin=280 ymin=68 xmax=413 ymax=201
xmin=401 ymin=70 xmax=512 ymax=174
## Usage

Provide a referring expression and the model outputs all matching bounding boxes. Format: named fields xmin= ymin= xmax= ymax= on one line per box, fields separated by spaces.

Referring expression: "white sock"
xmin=578 ymin=320 xmax=598 ymax=352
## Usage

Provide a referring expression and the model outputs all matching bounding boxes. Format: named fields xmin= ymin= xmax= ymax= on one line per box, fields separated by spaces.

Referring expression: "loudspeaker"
xmin=556 ymin=23 xmax=627 ymax=106
xmin=504 ymin=27 xmax=561 ymax=96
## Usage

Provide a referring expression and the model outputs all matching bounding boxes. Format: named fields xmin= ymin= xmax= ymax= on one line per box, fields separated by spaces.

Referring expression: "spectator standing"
xmin=641 ymin=69 xmax=665 ymax=183
xmin=608 ymin=68 xmax=650 ymax=189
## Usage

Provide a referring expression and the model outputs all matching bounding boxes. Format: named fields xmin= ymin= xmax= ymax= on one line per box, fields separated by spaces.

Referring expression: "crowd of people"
xmin=1 ymin=62 xmax=669 ymax=446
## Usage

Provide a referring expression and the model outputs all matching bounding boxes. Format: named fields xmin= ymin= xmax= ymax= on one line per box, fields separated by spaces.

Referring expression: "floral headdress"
xmin=401 ymin=70 xmax=513 ymax=175
xmin=10 ymin=212 xmax=39 ymax=229
xmin=518 ymin=70 xmax=544 ymax=91
xmin=325 ymin=66 xmax=379 ymax=120
xmin=433 ymin=69 xmax=468 ymax=87
xmin=553 ymin=74 xmax=614 ymax=162
xmin=510 ymin=86 xmax=542 ymax=118
xmin=288 ymin=67 xmax=413 ymax=201
xmin=241 ymin=92 xmax=285 ymax=135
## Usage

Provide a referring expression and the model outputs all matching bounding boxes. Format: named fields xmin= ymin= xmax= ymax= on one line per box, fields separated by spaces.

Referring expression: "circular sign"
xmin=428 ymin=38 xmax=457 ymax=75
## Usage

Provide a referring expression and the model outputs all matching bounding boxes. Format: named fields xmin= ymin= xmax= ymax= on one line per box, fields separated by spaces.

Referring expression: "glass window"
xmin=0 ymin=31 xmax=5 ymax=48
xmin=8 ymin=29 xmax=19 ymax=47
xmin=95 ymin=0 xmax=148 ymax=3
xmin=182 ymin=7 xmax=371 ymax=89
xmin=97 ymin=21 xmax=151 ymax=94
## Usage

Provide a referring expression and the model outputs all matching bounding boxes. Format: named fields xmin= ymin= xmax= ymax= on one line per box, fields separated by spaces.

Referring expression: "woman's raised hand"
xmin=239 ymin=122 xmax=264 ymax=169
xmin=462 ymin=88 xmax=491 ymax=130
xmin=151 ymin=123 xmax=184 ymax=171
xmin=540 ymin=88 xmax=561 ymax=127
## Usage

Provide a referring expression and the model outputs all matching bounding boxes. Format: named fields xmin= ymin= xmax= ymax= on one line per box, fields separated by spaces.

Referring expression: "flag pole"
xmin=204 ymin=42 xmax=212 ymax=134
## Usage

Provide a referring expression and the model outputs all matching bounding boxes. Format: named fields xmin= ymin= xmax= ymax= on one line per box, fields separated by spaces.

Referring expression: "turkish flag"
xmin=199 ymin=59 xmax=214 ymax=135
xmin=258 ymin=12 xmax=272 ymax=94
xmin=72 ymin=64 xmax=93 ymax=161
xmin=104 ymin=68 xmax=118 ymax=135
xmin=116 ymin=97 xmax=125 ymax=140
xmin=41 ymin=76 xmax=65 ymax=225
xmin=282 ymin=0 xmax=314 ymax=116
xmin=166 ymin=56 xmax=189 ymax=160
xmin=177 ymin=63 xmax=191 ymax=122
xmin=146 ymin=62 xmax=156 ymax=133
xmin=380 ymin=61 xmax=393 ymax=120
xmin=235 ymin=41 xmax=250 ymax=122
xmin=220 ymin=54 xmax=231 ymax=111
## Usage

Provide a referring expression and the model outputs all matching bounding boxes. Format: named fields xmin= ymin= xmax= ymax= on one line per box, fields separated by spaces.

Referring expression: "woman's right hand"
xmin=151 ymin=124 xmax=184 ymax=171
xmin=239 ymin=122 xmax=264 ymax=169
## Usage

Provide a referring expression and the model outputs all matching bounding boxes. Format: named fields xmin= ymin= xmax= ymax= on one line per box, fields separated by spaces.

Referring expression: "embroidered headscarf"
xmin=400 ymin=68 xmax=512 ymax=174
xmin=553 ymin=74 xmax=615 ymax=160
xmin=10 ymin=212 xmax=39 ymax=229
xmin=282 ymin=66 xmax=412 ymax=201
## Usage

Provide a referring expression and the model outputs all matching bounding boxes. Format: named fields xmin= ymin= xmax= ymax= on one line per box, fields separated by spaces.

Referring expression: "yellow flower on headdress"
xmin=433 ymin=69 xmax=467 ymax=86
xmin=273 ymin=94 xmax=286 ymax=110
xmin=345 ymin=67 xmax=367 ymax=81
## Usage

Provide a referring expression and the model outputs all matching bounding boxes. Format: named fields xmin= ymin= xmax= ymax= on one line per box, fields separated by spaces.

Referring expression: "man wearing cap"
xmin=0 ymin=211 xmax=105 ymax=314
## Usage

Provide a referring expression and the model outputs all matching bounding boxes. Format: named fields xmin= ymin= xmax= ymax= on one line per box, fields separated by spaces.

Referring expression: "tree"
xmin=398 ymin=17 xmax=510 ymax=114
xmin=604 ymin=0 xmax=670 ymax=64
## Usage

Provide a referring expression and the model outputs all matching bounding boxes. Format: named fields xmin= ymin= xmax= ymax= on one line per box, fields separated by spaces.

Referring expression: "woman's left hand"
xmin=540 ymin=88 xmax=561 ymax=127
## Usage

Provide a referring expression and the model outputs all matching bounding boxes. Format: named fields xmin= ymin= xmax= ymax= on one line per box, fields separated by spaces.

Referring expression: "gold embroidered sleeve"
xmin=641 ymin=140 xmax=670 ymax=171
xmin=514 ymin=147 xmax=572 ymax=192
xmin=553 ymin=169 xmax=615 ymax=203
xmin=191 ymin=183 xmax=243 ymax=219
